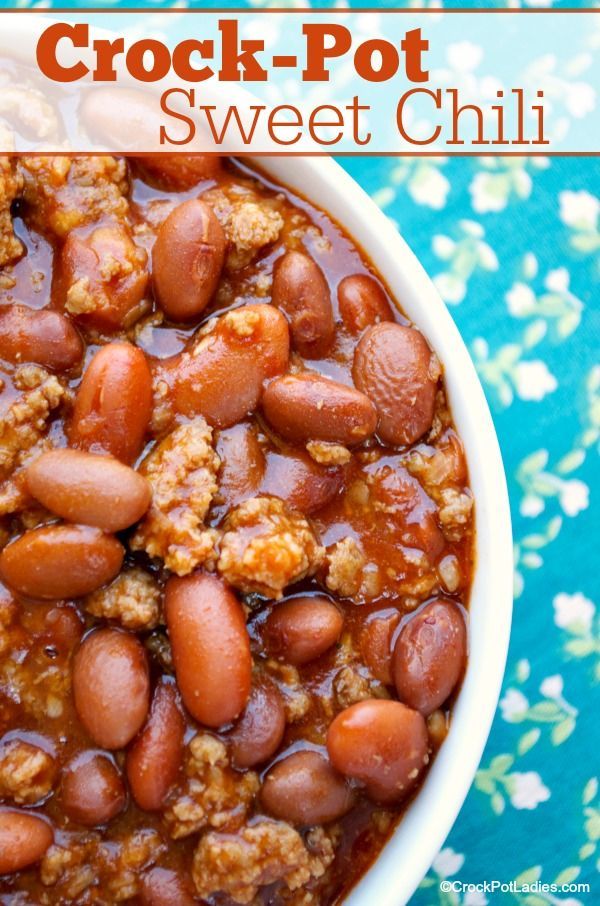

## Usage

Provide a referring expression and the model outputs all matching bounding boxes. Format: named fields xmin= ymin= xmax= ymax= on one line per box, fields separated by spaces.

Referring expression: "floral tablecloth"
xmin=3 ymin=0 xmax=598 ymax=902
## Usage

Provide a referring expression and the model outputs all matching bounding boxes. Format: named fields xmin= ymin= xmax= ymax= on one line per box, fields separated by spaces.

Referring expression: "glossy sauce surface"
xmin=0 ymin=155 xmax=474 ymax=905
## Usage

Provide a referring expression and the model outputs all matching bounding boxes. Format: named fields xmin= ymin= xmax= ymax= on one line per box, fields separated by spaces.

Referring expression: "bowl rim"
xmin=251 ymin=154 xmax=513 ymax=906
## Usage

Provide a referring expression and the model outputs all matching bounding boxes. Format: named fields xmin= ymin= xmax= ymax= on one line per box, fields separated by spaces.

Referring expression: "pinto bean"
xmin=353 ymin=323 xmax=439 ymax=446
xmin=360 ymin=609 xmax=400 ymax=685
xmin=261 ymin=751 xmax=354 ymax=826
xmin=139 ymin=155 xmax=222 ymax=189
xmin=0 ymin=525 xmax=124 ymax=600
xmin=0 ymin=304 xmax=83 ymax=372
xmin=161 ymin=305 xmax=289 ymax=429
xmin=152 ymin=198 xmax=226 ymax=322
xmin=327 ymin=699 xmax=429 ymax=803
xmin=393 ymin=600 xmax=467 ymax=715
xmin=0 ymin=808 xmax=53 ymax=873
xmin=61 ymin=751 xmax=125 ymax=826
xmin=165 ymin=572 xmax=251 ymax=727
xmin=264 ymin=596 xmax=344 ymax=666
xmin=126 ymin=678 xmax=185 ymax=811
xmin=68 ymin=343 xmax=153 ymax=463
xmin=61 ymin=225 xmax=149 ymax=330
xmin=140 ymin=867 xmax=197 ymax=906
xmin=262 ymin=374 xmax=377 ymax=446
xmin=227 ymin=676 xmax=286 ymax=768
xmin=261 ymin=449 xmax=344 ymax=516
xmin=271 ymin=251 xmax=334 ymax=358
xmin=72 ymin=628 xmax=150 ymax=749
xmin=337 ymin=274 xmax=394 ymax=335
xmin=26 ymin=449 xmax=151 ymax=532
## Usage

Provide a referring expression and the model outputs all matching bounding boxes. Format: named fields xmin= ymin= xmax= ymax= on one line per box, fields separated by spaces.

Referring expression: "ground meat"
xmin=325 ymin=536 xmax=369 ymax=598
xmin=264 ymin=659 xmax=312 ymax=722
xmin=130 ymin=419 xmax=220 ymax=576
xmin=0 ymin=737 xmax=56 ymax=804
xmin=84 ymin=568 xmax=162 ymax=631
xmin=41 ymin=837 xmax=98 ymax=900
xmin=19 ymin=156 xmax=129 ymax=238
xmin=218 ymin=496 xmax=324 ymax=599
xmin=405 ymin=430 xmax=473 ymax=541
xmin=164 ymin=734 xmax=259 ymax=840
xmin=333 ymin=665 xmax=390 ymax=710
xmin=0 ymin=157 xmax=23 ymax=266
xmin=0 ymin=589 xmax=16 ymax=656
xmin=41 ymin=829 xmax=163 ymax=903
xmin=192 ymin=820 xmax=337 ymax=904
xmin=0 ymin=366 xmax=64 ymax=516
xmin=437 ymin=488 xmax=474 ymax=542
xmin=305 ymin=441 xmax=352 ymax=466
xmin=204 ymin=187 xmax=283 ymax=269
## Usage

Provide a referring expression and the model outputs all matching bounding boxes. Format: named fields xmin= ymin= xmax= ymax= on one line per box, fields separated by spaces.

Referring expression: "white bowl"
xmin=254 ymin=155 xmax=513 ymax=905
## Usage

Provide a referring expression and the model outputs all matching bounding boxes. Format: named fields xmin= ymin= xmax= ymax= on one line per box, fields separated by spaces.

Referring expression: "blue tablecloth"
xmin=2 ymin=0 xmax=598 ymax=902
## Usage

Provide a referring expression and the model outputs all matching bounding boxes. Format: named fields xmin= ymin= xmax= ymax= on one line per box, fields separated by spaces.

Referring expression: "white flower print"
xmin=559 ymin=190 xmax=599 ymax=231
xmin=559 ymin=479 xmax=589 ymax=517
xmin=464 ymin=891 xmax=488 ymax=906
xmin=540 ymin=674 xmax=564 ymax=699
xmin=409 ymin=166 xmax=450 ymax=210
xmin=500 ymin=689 xmax=529 ymax=721
xmin=432 ymin=847 xmax=464 ymax=878
xmin=506 ymin=282 xmax=536 ymax=317
xmin=513 ymin=361 xmax=558 ymax=401
xmin=553 ymin=592 xmax=595 ymax=633
xmin=508 ymin=772 xmax=551 ymax=810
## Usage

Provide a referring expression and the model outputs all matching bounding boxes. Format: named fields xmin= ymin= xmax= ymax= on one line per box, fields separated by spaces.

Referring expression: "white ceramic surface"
xmin=253 ymin=155 xmax=513 ymax=906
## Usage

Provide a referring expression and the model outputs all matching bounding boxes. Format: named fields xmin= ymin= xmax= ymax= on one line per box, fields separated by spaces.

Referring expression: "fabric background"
xmin=2 ymin=0 xmax=598 ymax=903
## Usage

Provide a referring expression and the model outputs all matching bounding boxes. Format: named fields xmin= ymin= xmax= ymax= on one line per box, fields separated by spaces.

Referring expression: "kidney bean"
xmin=360 ymin=609 xmax=400 ymax=685
xmin=327 ymin=700 xmax=429 ymax=803
xmin=262 ymin=374 xmax=377 ymax=446
xmin=126 ymin=678 xmax=185 ymax=811
xmin=140 ymin=867 xmax=197 ymax=906
xmin=271 ymin=250 xmax=334 ymax=359
xmin=0 ymin=808 xmax=53 ymax=873
xmin=139 ymin=155 xmax=222 ymax=189
xmin=0 ymin=525 xmax=124 ymax=600
xmin=337 ymin=275 xmax=394 ymax=335
xmin=61 ymin=225 xmax=149 ymax=330
xmin=44 ymin=605 xmax=84 ymax=654
xmin=367 ymin=460 xmax=444 ymax=563
xmin=61 ymin=751 xmax=126 ymax=826
xmin=261 ymin=449 xmax=344 ymax=516
xmin=165 ymin=572 xmax=251 ymax=727
xmin=0 ymin=304 xmax=83 ymax=372
xmin=152 ymin=198 xmax=226 ymax=322
xmin=353 ymin=323 xmax=439 ymax=446
xmin=393 ymin=599 xmax=467 ymax=716
xmin=72 ymin=628 xmax=150 ymax=749
xmin=161 ymin=305 xmax=289 ymax=429
xmin=227 ymin=676 xmax=286 ymax=768
xmin=26 ymin=449 xmax=151 ymax=532
xmin=264 ymin=596 xmax=344 ymax=666
xmin=262 ymin=750 xmax=354 ymax=826
xmin=68 ymin=343 xmax=153 ymax=463
xmin=216 ymin=422 xmax=266 ymax=512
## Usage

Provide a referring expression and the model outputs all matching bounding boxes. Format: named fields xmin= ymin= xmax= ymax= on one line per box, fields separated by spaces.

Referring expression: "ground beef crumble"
xmin=0 ymin=737 xmax=56 ymax=804
xmin=204 ymin=186 xmax=284 ymax=270
xmin=192 ymin=820 xmax=337 ymax=904
xmin=0 ymin=157 xmax=23 ymax=266
xmin=0 ymin=365 xmax=65 ymax=516
xmin=19 ymin=156 xmax=129 ymax=238
xmin=84 ymin=567 xmax=162 ymax=631
xmin=325 ymin=536 xmax=368 ymax=598
xmin=218 ymin=496 xmax=325 ymax=599
xmin=164 ymin=734 xmax=259 ymax=840
xmin=130 ymin=419 xmax=220 ymax=576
